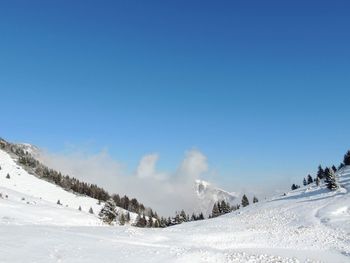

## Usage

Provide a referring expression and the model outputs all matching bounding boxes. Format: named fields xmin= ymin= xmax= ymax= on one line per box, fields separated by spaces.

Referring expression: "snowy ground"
xmin=1 ymin=149 xmax=350 ymax=262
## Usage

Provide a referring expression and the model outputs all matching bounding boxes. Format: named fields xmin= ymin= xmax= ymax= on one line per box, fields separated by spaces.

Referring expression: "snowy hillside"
xmin=15 ymin=142 xmax=41 ymax=158
xmin=195 ymin=179 xmax=237 ymax=215
xmin=0 ymin=149 xmax=139 ymax=225
xmin=1 ymin=140 xmax=349 ymax=263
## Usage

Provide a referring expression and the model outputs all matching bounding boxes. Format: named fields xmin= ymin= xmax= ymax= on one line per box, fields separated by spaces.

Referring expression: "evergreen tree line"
xmin=290 ymin=149 xmax=350 ymax=192
xmin=98 ymin=198 xmax=206 ymax=228
xmin=210 ymin=195 xmax=258 ymax=218
xmin=0 ymin=139 xmax=157 ymax=219
xmin=135 ymin=209 xmax=206 ymax=228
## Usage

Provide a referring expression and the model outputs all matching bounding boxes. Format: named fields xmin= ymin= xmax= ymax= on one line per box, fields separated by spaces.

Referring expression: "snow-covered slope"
xmin=0 ymin=149 xmax=138 ymax=225
xmin=14 ymin=142 xmax=41 ymax=158
xmin=195 ymin=179 xmax=237 ymax=215
xmin=1 ymin=145 xmax=350 ymax=262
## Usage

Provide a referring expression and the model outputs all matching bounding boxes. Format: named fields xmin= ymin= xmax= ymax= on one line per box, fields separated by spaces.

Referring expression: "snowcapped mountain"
xmin=195 ymin=179 xmax=238 ymax=215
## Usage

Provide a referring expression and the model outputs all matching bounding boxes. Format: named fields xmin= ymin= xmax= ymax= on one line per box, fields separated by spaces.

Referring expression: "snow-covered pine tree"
xmin=167 ymin=217 xmax=171 ymax=226
xmin=135 ymin=214 xmax=147 ymax=227
xmin=98 ymin=199 xmax=117 ymax=224
xmin=211 ymin=202 xmax=220 ymax=217
xmin=119 ymin=213 xmax=126 ymax=225
xmin=141 ymin=214 xmax=147 ymax=227
xmin=126 ymin=212 xmax=131 ymax=223
xmin=89 ymin=207 xmax=94 ymax=214
xmin=253 ymin=196 xmax=258 ymax=203
xmin=307 ymin=174 xmax=313 ymax=184
xmin=220 ymin=200 xmax=230 ymax=214
xmin=135 ymin=214 xmax=141 ymax=226
xmin=241 ymin=194 xmax=249 ymax=207
xmin=174 ymin=213 xmax=180 ymax=224
xmin=159 ymin=217 xmax=167 ymax=227
xmin=147 ymin=215 xmax=153 ymax=227
xmin=154 ymin=219 xmax=160 ymax=228
xmin=179 ymin=210 xmax=187 ymax=223
xmin=326 ymin=169 xmax=338 ymax=191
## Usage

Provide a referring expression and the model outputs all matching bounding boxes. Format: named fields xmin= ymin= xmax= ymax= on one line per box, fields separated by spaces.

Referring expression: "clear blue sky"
xmin=1 ymin=1 xmax=349 ymax=185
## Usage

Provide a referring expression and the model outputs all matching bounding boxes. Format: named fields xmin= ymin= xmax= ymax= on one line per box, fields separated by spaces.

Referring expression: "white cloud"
xmin=136 ymin=153 xmax=160 ymax=178
xmin=177 ymin=149 xmax=208 ymax=181
xmin=37 ymin=148 xmax=210 ymax=216
xmin=36 ymin=145 xmax=293 ymax=217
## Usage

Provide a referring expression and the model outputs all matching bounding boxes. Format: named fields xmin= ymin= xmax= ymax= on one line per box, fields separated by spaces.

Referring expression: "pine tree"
xmin=317 ymin=165 xmax=324 ymax=179
xmin=135 ymin=214 xmax=147 ymax=227
xmin=6 ymin=173 xmax=10 ymax=179
xmin=126 ymin=212 xmax=131 ymax=223
xmin=191 ymin=213 xmax=196 ymax=221
xmin=211 ymin=202 xmax=220 ymax=217
xmin=241 ymin=194 xmax=249 ymax=207
xmin=98 ymin=199 xmax=117 ymax=224
xmin=221 ymin=200 xmax=230 ymax=214
xmin=179 ymin=210 xmax=187 ymax=223
xmin=315 ymin=177 xmax=320 ymax=186
xmin=89 ymin=207 xmax=94 ymax=214
xmin=141 ymin=214 xmax=147 ymax=227
xmin=253 ymin=196 xmax=258 ymax=203
xmin=291 ymin=184 xmax=299 ymax=190
xmin=154 ymin=219 xmax=160 ymax=228
xmin=344 ymin=150 xmax=350 ymax=166
xmin=217 ymin=202 xmax=222 ymax=214
xmin=307 ymin=174 xmax=313 ymax=184
xmin=135 ymin=214 xmax=141 ymax=227
xmin=303 ymin=178 xmax=307 ymax=186
xmin=198 ymin=212 xmax=204 ymax=220
xmin=159 ymin=217 xmax=166 ymax=227
xmin=119 ymin=213 xmax=126 ymax=225
xmin=331 ymin=165 xmax=337 ymax=173
xmin=325 ymin=169 xmax=338 ymax=191
xmin=147 ymin=216 xmax=153 ymax=227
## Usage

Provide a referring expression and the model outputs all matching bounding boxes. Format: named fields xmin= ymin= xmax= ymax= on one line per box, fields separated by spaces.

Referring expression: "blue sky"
xmin=1 ymin=1 xmax=349 ymax=189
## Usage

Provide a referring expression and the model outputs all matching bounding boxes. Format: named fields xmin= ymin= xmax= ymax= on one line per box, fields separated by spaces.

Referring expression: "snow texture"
xmin=1 ymin=149 xmax=350 ymax=262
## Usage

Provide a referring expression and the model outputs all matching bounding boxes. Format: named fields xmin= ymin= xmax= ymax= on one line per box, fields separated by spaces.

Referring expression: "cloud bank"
xmin=38 ymin=148 xmax=210 ymax=216
xmin=37 ymin=146 xmax=291 ymax=216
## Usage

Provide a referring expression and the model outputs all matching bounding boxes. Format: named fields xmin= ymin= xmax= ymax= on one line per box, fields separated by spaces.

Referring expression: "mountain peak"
xmin=194 ymin=179 xmax=238 ymax=216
